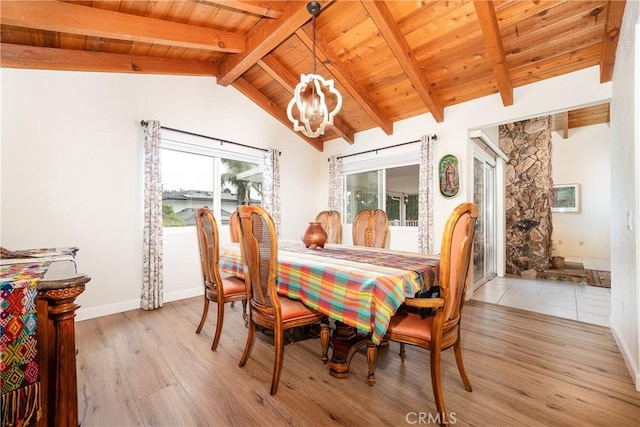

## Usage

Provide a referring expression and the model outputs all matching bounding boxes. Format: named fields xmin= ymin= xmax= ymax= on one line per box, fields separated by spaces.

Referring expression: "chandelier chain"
xmin=311 ymin=14 xmax=317 ymax=75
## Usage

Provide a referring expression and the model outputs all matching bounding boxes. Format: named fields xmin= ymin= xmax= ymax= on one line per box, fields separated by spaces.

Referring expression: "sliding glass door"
xmin=473 ymin=148 xmax=497 ymax=288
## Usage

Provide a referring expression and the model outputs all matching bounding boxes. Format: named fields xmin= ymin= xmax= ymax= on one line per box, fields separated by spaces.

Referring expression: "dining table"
xmin=218 ymin=240 xmax=440 ymax=379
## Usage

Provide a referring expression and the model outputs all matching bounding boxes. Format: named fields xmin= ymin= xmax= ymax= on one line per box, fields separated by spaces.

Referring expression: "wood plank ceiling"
xmin=1 ymin=1 xmax=625 ymax=151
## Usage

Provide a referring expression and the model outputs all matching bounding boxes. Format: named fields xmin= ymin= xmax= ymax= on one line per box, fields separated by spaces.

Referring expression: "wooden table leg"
xmin=329 ymin=322 xmax=368 ymax=378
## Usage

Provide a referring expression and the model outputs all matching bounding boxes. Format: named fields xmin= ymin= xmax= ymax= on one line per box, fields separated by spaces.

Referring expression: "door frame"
xmin=470 ymin=137 xmax=507 ymax=282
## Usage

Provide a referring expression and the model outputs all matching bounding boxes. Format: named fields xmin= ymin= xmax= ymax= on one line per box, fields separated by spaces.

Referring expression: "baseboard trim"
xmin=610 ymin=315 xmax=640 ymax=391
xmin=75 ymin=287 xmax=202 ymax=322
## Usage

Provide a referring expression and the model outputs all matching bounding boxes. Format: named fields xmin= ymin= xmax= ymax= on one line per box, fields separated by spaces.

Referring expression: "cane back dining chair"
xmin=195 ymin=208 xmax=247 ymax=351
xmin=236 ymin=205 xmax=330 ymax=395
xmin=315 ymin=210 xmax=342 ymax=244
xmin=352 ymin=209 xmax=389 ymax=248
xmin=367 ymin=203 xmax=478 ymax=426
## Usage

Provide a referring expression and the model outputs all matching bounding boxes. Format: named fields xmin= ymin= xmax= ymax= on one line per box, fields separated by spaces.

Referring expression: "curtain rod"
xmin=333 ymin=134 xmax=437 ymax=161
xmin=140 ymin=121 xmax=271 ymax=154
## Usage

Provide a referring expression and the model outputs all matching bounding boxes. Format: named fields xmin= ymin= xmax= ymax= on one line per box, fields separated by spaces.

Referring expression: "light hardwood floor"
xmin=75 ymin=296 xmax=640 ymax=426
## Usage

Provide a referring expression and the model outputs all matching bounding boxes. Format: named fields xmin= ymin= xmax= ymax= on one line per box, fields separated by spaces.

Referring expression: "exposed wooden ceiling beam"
xmin=0 ymin=1 xmax=245 ymax=53
xmin=473 ymin=0 xmax=514 ymax=106
xmin=0 ymin=43 xmax=218 ymax=75
xmin=361 ymin=0 xmax=444 ymax=123
xmin=562 ymin=111 xmax=569 ymax=139
xmin=599 ymin=0 xmax=626 ymax=83
xmin=232 ymin=78 xmax=324 ymax=151
xmin=217 ymin=1 xmax=332 ymax=86
xmin=258 ymin=56 xmax=354 ymax=143
xmin=296 ymin=26 xmax=394 ymax=136
xmin=198 ymin=1 xmax=283 ymax=19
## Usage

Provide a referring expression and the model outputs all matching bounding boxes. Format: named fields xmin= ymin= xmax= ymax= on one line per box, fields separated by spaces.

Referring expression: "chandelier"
xmin=286 ymin=1 xmax=342 ymax=138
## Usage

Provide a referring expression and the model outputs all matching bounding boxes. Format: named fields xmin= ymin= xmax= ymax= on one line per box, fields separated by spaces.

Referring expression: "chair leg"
xmin=430 ymin=347 xmax=447 ymax=425
xmin=399 ymin=342 xmax=406 ymax=362
xmin=270 ymin=329 xmax=285 ymax=395
xmin=241 ymin=300 xmax=248 ymax=327
xmin=366 ymin=341 xmax=377 ymax=386
xmin=195 ymin=296 xmax=209 ymax=334
xmin=239 ymin=320 xmax=256 ymax=367
xmin=320 ymin=321 xmax=330 ymax=363
xmin=211 ymin=301 xmax=225 ymax=351
xmin=454 ymin=340 xmax=472 ymax=392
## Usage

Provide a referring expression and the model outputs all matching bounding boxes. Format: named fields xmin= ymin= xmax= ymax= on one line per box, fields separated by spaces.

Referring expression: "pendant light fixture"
xmin=286 ymin=1 xmax=342 ymax=138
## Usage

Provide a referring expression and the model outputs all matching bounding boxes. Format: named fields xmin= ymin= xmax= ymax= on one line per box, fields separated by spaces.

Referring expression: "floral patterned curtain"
xmin=418 ymin=135 xmax=435 ymax=254
xmin=327 ymin=155 xmax=343 ymax=213
xmin=141 ymin=120 xmax=163 ymax=310
xmin=262 ymin=148 xmax=281 ymax=233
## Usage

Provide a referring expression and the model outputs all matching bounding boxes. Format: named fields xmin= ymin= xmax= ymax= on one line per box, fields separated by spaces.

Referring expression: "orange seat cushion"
xmin=278 ymin=295 xmax=320 ymax=321
xmin=387 ymin=311 xmax=434 ymax=342
xmin=222 ymin=276 xmax=246 ymax=297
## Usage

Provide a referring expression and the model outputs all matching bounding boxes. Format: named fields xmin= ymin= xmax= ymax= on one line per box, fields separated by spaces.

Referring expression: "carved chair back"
xmin=352 ymin=209 xmax=388 ymax=248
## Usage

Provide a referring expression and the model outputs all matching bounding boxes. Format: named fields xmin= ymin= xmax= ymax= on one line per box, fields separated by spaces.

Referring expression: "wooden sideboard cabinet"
xmin=1 ymin=247 xmax=89 ymax=427
xmin=36 ymin=273 xmax=90 ymax=427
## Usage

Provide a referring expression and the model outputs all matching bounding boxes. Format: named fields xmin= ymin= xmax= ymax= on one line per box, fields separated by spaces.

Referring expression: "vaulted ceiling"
xmin=1 ymin=1 xmax=625 ymax=151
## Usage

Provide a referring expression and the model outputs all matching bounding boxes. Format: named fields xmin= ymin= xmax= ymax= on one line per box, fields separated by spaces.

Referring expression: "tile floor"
xmin=471 ymin=256 xmax=611 ymax=327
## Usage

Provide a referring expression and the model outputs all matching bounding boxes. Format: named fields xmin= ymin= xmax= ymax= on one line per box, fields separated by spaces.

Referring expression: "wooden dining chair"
xmin=315 ymin=210 xmax=342 ymax=244
xmin=229 ymin=209 xmax=240 ymax=243
xmin=195 ymin=208 xmax=247 ymax=350
xmin=352 ymin=209 xmax=389 ymax=248
xmin=236 ymin=205 xmax=330 ymax=395
xmin=366 ymin=203 xmax=478 ymax=426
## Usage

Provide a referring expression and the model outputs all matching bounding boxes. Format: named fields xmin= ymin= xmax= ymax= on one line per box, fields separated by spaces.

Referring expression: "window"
xmin=160 ymin=141 xmax=262 ymax=227
xmin=344 ymin=164 xmax=419 ymax=226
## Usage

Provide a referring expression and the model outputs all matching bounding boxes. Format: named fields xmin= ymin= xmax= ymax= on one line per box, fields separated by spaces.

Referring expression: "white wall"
xmin=0 ymin=70 xmax=326 ymax=319
xmin=610 ymin=1 xmax=640 ymax=390
xmin=551 ymin=124 xmax=611 ymax=258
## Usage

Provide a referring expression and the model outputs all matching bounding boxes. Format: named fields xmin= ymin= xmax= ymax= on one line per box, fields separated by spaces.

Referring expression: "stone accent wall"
xmin=500 ymin=117 xmax=553 ymax=275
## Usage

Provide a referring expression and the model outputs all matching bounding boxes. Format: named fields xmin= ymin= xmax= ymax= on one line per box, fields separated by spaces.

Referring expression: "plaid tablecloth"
xmin=1 ymin=262 xmax=50 ymax=426
xmin=219 ymin=241 xmax=440 ymax=344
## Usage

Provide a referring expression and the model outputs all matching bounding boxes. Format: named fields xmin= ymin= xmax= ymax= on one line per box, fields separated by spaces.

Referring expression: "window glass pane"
xmin=405 ymin=194 xmax=418 ymax=226
xmin=386 ymin=194 xmax=401 ymax=224
xmin=161 ymin=149 xmax=214 ymax=227
xmin=220 ymin=158 xmax=262 ymax=224
xmin=386 ymin=165 xmax=419 ymax=227
xmin=160 ymin=148 xmax=260 ymax=228
xmin=345 ymin=170 xmax=380 ymax=224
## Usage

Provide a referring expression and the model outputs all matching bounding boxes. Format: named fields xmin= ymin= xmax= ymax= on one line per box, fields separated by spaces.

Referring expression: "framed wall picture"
xmin=552 ymin=184 xmax=580 ymax=213
xmin=439 ymin=154 xmax=460 ymax=198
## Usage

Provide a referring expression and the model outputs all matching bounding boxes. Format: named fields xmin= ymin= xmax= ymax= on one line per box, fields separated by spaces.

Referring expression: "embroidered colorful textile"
xmin=219 ymin=241 xmax=440 ymax=344
xmin=1 ymin=262 xmax=49 ymax=427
